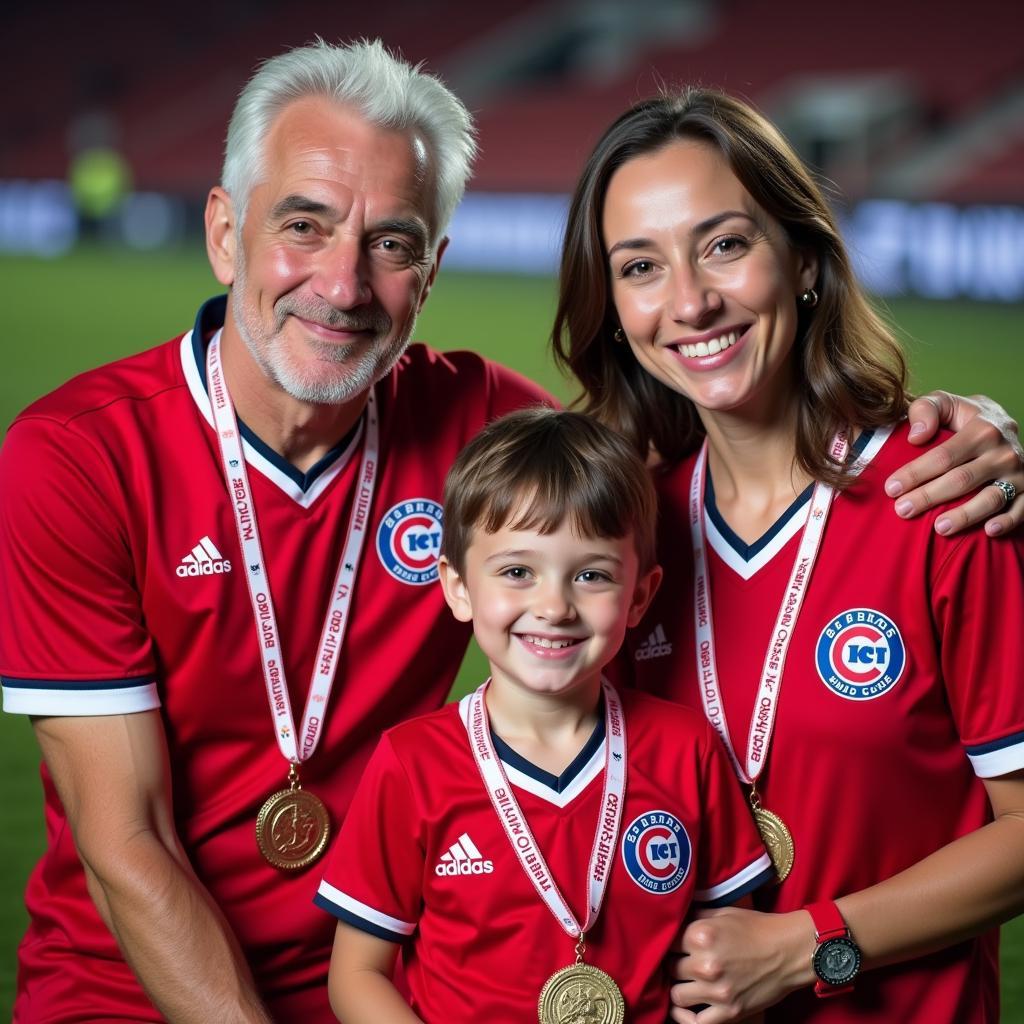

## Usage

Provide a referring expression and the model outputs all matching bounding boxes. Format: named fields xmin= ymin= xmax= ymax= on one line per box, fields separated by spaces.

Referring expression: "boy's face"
xmin=439 ymin=517 xmax=660 ymax=703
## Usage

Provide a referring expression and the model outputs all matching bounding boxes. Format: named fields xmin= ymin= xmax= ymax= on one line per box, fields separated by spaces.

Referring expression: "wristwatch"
xmin=805 ymin=900 xmax=861 ymax=997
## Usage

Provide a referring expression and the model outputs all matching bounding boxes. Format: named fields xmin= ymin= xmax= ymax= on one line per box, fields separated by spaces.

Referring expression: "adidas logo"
xmin=176 ymin=536 xmax=233 ymax=578
xmin=635 ymin=623 xmax=672 ymax=660
xmin=434 ymin=833 xmax=494 ymax=877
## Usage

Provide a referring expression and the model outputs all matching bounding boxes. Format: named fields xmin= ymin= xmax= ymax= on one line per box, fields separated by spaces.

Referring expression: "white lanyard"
xmin=465 ymin=680 xmax=626 ymax=938
xmin=206 ymin=333 xmax=379 ymax=764
xmin=689 ymin=435 xmax=847 ymax=784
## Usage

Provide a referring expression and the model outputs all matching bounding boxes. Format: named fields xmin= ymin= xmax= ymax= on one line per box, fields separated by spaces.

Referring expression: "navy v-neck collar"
xmin=491 ymin=712 xmax=607 ymax=794
xmin=189 ymin=296 xmax=361 ymax=493
xmin=705 ymin=430 xmax=875 ymax=563
xmin=705 ymin=475 xmax=814 ymax=562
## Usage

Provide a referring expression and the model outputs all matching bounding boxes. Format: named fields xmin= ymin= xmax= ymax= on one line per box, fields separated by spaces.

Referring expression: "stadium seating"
xmin=2 ymin=2 xmax=1021 ymax=202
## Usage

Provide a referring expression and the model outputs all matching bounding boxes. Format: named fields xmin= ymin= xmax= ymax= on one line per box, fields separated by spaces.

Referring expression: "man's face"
xmin=223 ymin=96 xmax=441 ymax=404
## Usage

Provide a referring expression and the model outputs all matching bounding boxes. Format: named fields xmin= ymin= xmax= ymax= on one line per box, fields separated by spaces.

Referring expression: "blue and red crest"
xmin=815 ymin=608 xmax=906 ymax=700
xmin=621 ymin=810 xmax=691 ymax=894
xmin=376 ymin=499 xmax=443 ymax=586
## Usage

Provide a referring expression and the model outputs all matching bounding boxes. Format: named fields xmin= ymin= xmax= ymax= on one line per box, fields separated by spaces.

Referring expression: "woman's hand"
xmin=886 ymin=392 xmax=1023 ymax=537
xmin=669 ymin=906 xmax=815 ymax=1023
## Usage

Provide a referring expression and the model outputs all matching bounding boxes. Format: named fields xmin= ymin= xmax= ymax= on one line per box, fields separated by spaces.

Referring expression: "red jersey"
xmin=316 ymin=688 xmax=773 ymax=1023
xmin=626 ymin=424 xmax=1024 ymax=1023
xmin=0 ymin=297 xmax=550 ymax=1022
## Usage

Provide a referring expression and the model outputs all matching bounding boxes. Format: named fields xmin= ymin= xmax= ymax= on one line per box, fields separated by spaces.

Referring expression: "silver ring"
xmin=991 ymin=479 xmax=1017 ymax=506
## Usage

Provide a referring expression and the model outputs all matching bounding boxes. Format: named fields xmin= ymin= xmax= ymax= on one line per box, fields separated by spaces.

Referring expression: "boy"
xmin=314 ymin=409 xmax=773 ymax=1022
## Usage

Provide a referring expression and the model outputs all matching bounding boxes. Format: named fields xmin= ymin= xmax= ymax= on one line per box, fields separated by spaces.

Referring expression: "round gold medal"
xmin=753 ymin=806 xmax=794 ymax=882
xmin=255 ymin=787 xmax=330 ymax=870
xmin=539 ymin=962 xmax=625 ymax=1024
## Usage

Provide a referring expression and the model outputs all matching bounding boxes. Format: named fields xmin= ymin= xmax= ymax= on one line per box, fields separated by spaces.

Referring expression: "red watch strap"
xmin=807 ymin=901 xmax=855 ymax=997
xmin=817 ymin=979 xmax=854 ymax=998
xmin=806 ymin=900 xmax=848 ymax=941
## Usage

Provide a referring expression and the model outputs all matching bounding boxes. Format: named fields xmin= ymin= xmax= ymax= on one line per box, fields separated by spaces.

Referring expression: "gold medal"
xmin=539 ymin=962 xmax=625 ymax=1024
xmin=256 ymin=767 xmax=330 ymax=870
xmin=752 ymin=804 xmax=794 ymax=882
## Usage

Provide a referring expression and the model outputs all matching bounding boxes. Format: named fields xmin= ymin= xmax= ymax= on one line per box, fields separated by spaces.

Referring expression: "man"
xmin=0 ymin=37 xmax=1020 ymax=1024
xmin=0 ymin=40 xmax=546 ymax=1022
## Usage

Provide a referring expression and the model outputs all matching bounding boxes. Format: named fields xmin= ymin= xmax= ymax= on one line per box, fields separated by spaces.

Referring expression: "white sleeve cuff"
xmin=2 ymin=679 xmax=160 ymax=716
xmin=315 ymin=880 xmax=416 ymax=939
xmin=694 ymin=851 xmax=774 ymax=906
xmin=966 ymin=730 xmax=1024 ymax=778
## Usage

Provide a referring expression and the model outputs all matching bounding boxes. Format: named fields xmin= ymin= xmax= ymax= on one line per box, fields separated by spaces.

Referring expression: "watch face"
xmin=813 ymin=936 xmax=862 ymax=985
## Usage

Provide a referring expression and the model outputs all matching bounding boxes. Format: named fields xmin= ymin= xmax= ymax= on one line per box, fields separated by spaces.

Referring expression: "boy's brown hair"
xmin=441 ymin=407 xmax=657 ymax=575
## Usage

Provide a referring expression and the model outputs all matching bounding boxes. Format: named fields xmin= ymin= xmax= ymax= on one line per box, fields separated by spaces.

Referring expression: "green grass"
xmin=1 ymin=247 xmax=1022 ymax=1018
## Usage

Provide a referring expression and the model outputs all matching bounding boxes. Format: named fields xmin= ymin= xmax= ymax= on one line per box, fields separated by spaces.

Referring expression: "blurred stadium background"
xmin=1 ymin=1 xmax=1022 ymax=1017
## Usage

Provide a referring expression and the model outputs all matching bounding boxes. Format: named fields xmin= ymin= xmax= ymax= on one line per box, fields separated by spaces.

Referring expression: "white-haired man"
xmin=1 ymin=37 xmax=1020 ymax=1024
xmin=0 ymin=40 xmax=546 ymax=1022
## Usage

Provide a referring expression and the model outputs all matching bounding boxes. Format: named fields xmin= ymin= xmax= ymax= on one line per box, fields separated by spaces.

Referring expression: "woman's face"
xmin=603 ymin=139 xmax=817 ymax=417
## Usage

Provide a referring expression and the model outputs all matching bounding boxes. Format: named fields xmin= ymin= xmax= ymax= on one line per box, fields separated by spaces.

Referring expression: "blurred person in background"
xmin=553 ymin=87 xmax=1024 ymax=1023
xmin=0 ymin=36 xmax=1021 ymax=1024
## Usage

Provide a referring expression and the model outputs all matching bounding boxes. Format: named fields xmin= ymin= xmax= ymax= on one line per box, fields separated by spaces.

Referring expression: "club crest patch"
xmin=376 ymin=499 xmax=443 ymax=585
xmin=815 ymin=608 xmax=906 ymax=700
xmin=621 ymin=810 xmax=691 ymax=894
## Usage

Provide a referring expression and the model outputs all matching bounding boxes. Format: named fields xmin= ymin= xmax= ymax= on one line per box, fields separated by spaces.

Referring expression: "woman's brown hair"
xmin=552 ymin=88 xmax=909 ymax=484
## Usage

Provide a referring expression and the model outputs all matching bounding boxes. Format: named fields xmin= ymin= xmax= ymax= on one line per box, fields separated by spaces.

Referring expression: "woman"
xmin=552 ymin=89 xmax=1024 ymax=1022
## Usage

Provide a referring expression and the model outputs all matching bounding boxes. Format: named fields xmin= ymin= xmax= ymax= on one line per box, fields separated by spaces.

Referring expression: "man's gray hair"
xmin=222 ymin=38 xmax=476 ymax=241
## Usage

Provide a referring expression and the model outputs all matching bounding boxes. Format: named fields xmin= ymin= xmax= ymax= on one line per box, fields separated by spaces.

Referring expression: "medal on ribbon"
xmin=465 ymin=680 xmax=627 ymax=1023
xmin=255 ymin=763 xmax=331 ymax=869
xmin=539 ymin=954 xmax=624 ymax=1024
xmin=689 ymin=435 xmax=847 ymax=882
xmin=207 ymin=334 xmax=379 ymax=869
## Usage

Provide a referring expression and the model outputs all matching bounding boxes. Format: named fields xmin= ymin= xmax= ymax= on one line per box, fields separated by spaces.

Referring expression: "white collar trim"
xmin=457 ymin=694 xmax=606 ymax=808
xmin=706 ymin=424 xmax=896 ymax=581
xmin=180 ymin=330 xmax=363 ymax=509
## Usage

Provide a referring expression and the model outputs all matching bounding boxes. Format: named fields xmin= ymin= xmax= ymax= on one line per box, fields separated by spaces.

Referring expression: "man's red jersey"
xmin=316 ymin=688 xmax=773 ymax=1023
xmin=0 ymin=297 xmax=550 ymax=1022
xmin=627 ymin=425 xmax=1024 ymax=1023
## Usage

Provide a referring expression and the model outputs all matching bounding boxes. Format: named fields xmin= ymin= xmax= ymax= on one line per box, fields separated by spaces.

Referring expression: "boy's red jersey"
xmin=317 ymin=688 xmax=773 ymax=1023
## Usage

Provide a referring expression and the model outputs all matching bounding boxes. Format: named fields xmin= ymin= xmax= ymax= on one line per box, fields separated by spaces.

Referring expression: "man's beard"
xmin=231 ymin=256 xmax=411 ymax=405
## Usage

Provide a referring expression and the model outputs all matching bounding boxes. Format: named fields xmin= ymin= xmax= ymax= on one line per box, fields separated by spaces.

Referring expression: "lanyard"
xmin=465 ymin=680 xmax=626 ymax=937
xmin=689 ymin=435 xmax=847 ymax=784
xmin=206 ymin=333 xmax=379 ymax=764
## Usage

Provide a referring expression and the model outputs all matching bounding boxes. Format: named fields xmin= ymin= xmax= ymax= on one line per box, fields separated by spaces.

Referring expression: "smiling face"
xmin=603 ymin=139 xmax=817 ymax=419
xmin=439 ymin=516 xmax=659 ymax=706
xmin=207 ymin=95 xmax=442 ymax=405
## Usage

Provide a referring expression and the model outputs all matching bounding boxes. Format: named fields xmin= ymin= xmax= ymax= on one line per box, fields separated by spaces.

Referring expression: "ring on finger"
xmin=990 ymin=479 xmax=1017 ymax=506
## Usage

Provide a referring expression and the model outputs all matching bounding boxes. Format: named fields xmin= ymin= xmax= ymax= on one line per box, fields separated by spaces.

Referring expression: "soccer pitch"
xmin=0 ymin=248 xmax=1021 ymax=1017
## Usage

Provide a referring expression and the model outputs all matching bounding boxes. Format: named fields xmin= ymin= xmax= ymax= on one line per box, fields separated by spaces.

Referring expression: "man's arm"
xmin=887 ymin=392 xmax=1023 ymax=536
xmin=34 ymin=711 xmax=273 ymax=1024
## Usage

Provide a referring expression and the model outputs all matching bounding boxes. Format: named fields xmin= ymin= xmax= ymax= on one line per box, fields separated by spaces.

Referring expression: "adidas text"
xmin=635 ymin=642 xmax=672 ymax=660
xmin=636 ymin=624 xmax=672 ymax=660
xmin=435 ymin=859 xmax=494 ymax=877
xmin=177 ymin=536 xmax=232 ymax=578
xmin=176 ymin=560 xmax=233 ymax=578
